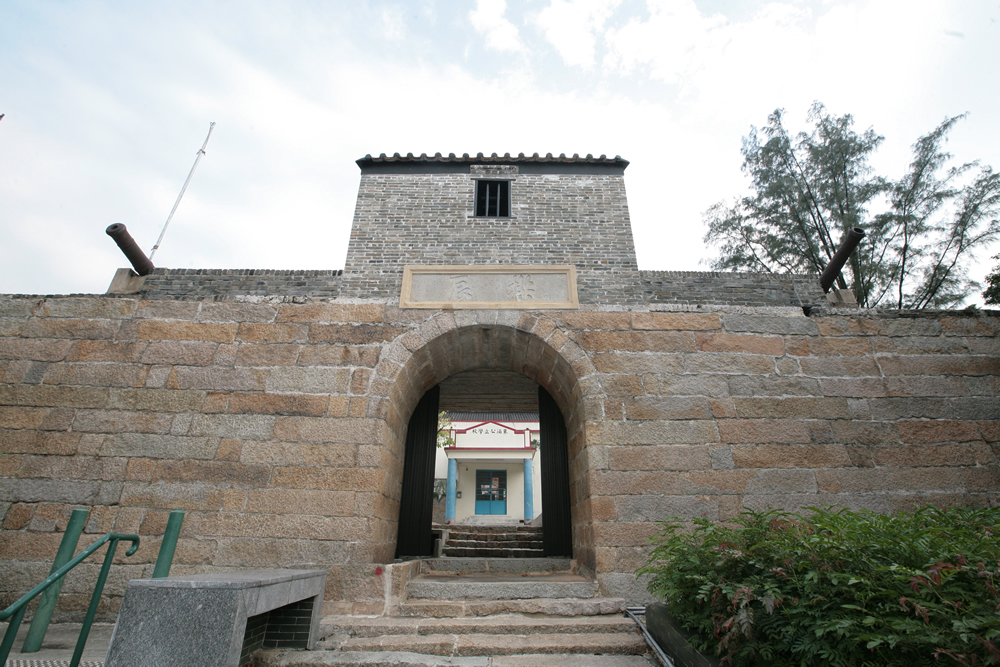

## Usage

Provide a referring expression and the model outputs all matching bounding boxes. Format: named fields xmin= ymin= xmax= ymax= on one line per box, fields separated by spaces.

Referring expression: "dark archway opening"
xmin=394 ymin=379 xmax=572 ymax=559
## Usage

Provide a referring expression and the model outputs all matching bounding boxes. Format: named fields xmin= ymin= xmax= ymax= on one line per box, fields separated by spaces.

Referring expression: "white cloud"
xmin=469 ymin=0 xmax=526 ymax=53
xmin=533 ymin=0 xmax=621 ymax=68
xmin=381 ymin=7 xmax=406 ymax=41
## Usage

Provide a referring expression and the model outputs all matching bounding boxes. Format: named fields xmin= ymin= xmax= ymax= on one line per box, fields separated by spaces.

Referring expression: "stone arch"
xmin=368 ymin=311 xmax=602 ymax=570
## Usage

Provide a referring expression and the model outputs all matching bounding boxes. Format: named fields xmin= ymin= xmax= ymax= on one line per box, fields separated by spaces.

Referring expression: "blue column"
xmin=445 ymin=458 xmax=457 ymax=523
xmin=523 ymin=457 xmax=534 ymax=522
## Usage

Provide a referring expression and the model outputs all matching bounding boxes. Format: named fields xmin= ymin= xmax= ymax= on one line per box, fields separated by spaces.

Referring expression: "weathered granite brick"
xmin=896 ymin=420 xmax=982 ymax=443
xmin=165 ymin=367 xmax=267 ymax=391
xmin=265 ymin=367 xmax=352 ymax=394
xmin=696 ymin=333 xmax=784 ymax=355
xmin=226 ymin=393 xmax=328 ymax=417
xmin=137 ymin=320 xmax=238 ymax=343
xmin=731 ymin=444 xmax=851 ymax=468
xmin=0 ymin=338 xmax=73 ymax=362
xmin=718 ymin=419 xmax=814 ymax=444
xmin=100 ymin=433 xmax=218 ymax=460
xmin=139 ymin=341 xmax=217 ymax=366
xmin=71 ymin=409 xmax=174 ymax=434
xmin=608 ymin=445 xmax=711 ymax=471
xmin=40 ymin=297 xmax=137 ymax=320
xmin=631 ymin=312 xmax=721 ymax=331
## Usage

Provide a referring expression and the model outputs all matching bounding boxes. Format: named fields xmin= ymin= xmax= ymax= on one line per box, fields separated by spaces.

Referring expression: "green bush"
xmin=638 ymin=506 xmax=1000 ymax=666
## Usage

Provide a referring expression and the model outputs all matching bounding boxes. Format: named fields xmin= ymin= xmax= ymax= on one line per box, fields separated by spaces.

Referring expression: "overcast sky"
xmin=1 ymin=0 xmax=997 ymax=299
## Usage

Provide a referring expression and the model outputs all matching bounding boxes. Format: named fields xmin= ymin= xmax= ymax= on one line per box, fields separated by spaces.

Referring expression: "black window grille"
xmin=474 ymin=180 xmax=510 ymax=217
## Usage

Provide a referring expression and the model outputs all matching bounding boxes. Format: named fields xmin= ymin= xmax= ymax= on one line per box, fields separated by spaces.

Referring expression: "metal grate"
xmin=474 ymin=180 xmax=510 ymax=217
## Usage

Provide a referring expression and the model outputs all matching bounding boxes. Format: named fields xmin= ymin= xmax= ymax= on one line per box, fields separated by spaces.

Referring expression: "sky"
xmin=1 ymin=0 xmax=998 ymax=299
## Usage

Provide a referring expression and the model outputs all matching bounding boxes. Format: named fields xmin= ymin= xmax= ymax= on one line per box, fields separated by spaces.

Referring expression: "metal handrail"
xmin=0 ymin=532 xmax=139 ymax=667
xmin=625 ymin=606 xmax=675 ymax=667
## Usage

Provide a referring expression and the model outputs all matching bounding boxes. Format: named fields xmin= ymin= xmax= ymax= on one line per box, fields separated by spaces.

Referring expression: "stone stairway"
xmin=440 ymin=525 xmax=544 ymax=558
xmin=253 ymin=558 xmax=653 ymax=666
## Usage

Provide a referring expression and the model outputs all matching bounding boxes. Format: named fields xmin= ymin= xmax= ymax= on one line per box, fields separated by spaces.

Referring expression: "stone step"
xmin=446 ymin=531 xmax=542 ymax=539
xmin=255 ymin=649 xmax=657 ymax=666
xmin=396 ymin=597 xmax=625 ymax=618
xmin=437 ymin=524 xmax=542 ymax=533
xmin=326 ymin=631 xmax=648 ymax=657
xmin=442 ymin=548 xmax=545 ymax=558
xmin=321 ymin=614 xmax=636 ymax=638
xmin=420 ymin=558 xmax=575 ymax=575
xmin=446 ymin=540 xmax=542 ymax=549
xmin=446 ymin=535 xmax=543 ymax=544
xmin=407 ymin=574 xmax=597 ymax=601
xmin=446 ymin=530 xmax=540 ymax=535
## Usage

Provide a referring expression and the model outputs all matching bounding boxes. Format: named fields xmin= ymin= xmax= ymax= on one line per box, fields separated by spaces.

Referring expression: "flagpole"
xmin=149 ymin=122 xmax=215 ymax=260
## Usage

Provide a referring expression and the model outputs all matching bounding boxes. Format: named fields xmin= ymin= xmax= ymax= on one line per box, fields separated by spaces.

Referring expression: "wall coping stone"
xmin=104 ymin=569 xmax=325 ymax=667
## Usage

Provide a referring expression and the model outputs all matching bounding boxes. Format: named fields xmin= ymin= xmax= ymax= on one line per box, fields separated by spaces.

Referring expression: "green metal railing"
xmin=22 ymin=507 xmax=90 ymax=652
xmin=0 ymin=532 xmax=139 ymax=667
xmin=0 ymin=507 xmax=185 ymax=667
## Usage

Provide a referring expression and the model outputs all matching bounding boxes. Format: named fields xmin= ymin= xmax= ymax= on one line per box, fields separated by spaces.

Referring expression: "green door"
xmin=475 ymin=469 xmax=507 ymax=515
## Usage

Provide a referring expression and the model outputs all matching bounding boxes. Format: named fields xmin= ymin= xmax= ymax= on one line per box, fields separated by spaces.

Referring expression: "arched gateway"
xmin=380 ymin=324 xmax=584 ymax=561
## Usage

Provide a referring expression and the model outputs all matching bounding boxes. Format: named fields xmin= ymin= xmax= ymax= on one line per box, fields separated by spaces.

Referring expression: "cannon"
xmin=820 ymin=227 xmax=865 ymax=293
xmin=105 ymin=224 xmax=154 ymax=276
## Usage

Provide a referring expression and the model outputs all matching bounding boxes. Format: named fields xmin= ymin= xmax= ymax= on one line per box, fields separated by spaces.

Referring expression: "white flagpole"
xmin=149 ymin=122 xmax=216 ymax=260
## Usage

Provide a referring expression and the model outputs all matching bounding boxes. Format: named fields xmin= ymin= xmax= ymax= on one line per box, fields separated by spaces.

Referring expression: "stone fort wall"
xmin=1 ymin=293 xmax=997 ymax=617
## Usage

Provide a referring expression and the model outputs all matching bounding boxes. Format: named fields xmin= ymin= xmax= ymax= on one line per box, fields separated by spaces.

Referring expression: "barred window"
xmin=474 ymin=180 xmax=510 ymax=217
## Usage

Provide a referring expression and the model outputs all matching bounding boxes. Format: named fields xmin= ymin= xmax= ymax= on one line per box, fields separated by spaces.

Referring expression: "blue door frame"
xmin=474 ymin=469 xmax=507 ymax=515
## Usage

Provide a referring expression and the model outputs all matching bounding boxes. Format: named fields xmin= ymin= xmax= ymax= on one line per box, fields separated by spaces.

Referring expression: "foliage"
xmin=638 ymin=506 xmax=1000 ymax=666
xmin=432 ymin=478 xmax=447 ymax=501
xmin=436 ymin=411 xmax=455 ymax=449
xmin=984 ymin=255 xmax=1000 ymax=305
xmin=704 ymin=102 xmax=1000 ymax=308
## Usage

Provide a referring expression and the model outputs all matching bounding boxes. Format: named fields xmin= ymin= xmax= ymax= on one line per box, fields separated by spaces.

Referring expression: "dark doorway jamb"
xmin=395 ymin=385 xmax=440 ymax=558
xmin=539 ymin=386 xmax=573 ymax=557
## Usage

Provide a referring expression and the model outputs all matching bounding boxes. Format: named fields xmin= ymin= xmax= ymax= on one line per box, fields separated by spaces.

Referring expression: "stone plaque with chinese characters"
xmin=400 ymin=265 xmax=578 ymax=309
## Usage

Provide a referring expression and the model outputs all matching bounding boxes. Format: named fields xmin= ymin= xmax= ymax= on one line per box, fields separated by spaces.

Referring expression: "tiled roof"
xmin=444 ymin=411 xmax=539 ymax=422
xmin=357 ymin=152 xmax=628 ymax=167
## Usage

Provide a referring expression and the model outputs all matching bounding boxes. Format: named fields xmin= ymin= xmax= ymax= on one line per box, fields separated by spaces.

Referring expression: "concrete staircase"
xmin=441 ymin=525 xmax=544 ymax=558
xmin=253 ymin=558 xmax=653 ymax=666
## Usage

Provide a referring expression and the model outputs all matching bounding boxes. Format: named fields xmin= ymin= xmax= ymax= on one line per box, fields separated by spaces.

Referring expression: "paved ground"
xmin=1 ymin=622 xmax=113 ymax=667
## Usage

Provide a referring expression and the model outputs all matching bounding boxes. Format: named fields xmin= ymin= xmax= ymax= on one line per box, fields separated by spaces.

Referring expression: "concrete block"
xmin=105 ymin=569 xmax=325 ymax=667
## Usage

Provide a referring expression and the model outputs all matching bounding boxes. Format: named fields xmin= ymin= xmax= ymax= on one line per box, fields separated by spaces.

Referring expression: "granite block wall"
xmin=1 ymin=294 xmax=997 ymax=616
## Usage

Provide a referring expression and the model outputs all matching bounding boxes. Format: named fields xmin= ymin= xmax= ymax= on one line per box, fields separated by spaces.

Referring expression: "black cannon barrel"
xmin=820 ymin=227 xmax=865 ymax=293
xmin=105 ymin=223 xmax=155 ymax=276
